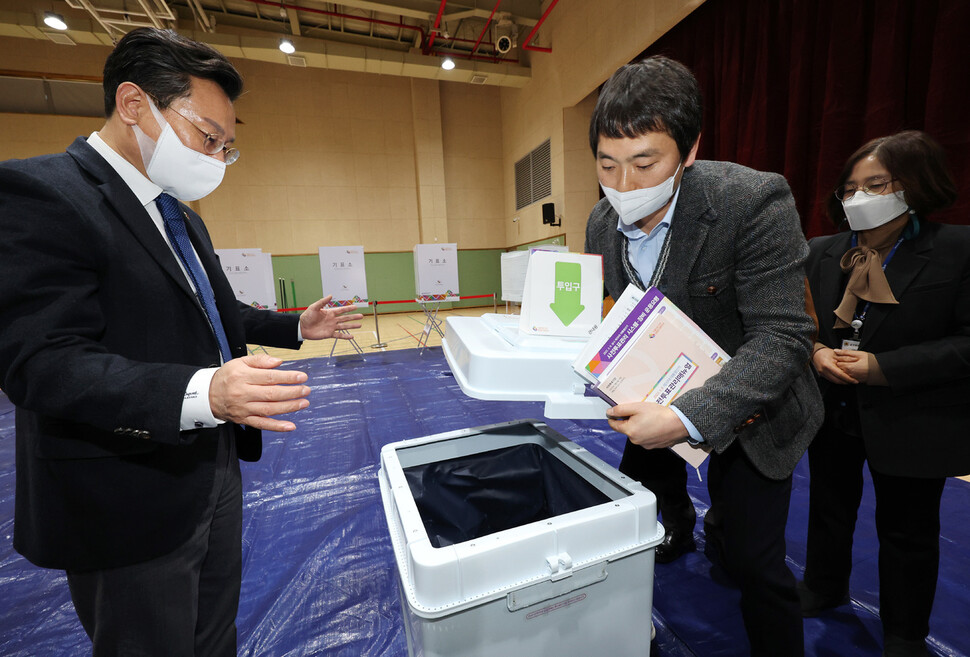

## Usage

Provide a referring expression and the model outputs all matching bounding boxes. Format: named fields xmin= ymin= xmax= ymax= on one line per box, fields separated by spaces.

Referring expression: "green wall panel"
xmin=270 ymin=249 xmax=503 ymax=315
xmin=513 ymin=235 xmax=567 ymax=251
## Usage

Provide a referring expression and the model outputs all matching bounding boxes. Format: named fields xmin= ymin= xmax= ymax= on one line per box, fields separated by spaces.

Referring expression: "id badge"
xmin=841 ymin=339 xmax=860 ymax=351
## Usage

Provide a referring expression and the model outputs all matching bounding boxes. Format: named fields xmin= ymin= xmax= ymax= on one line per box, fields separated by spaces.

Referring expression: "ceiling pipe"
xmin=233 ymin=0 xmax=518 ymax=67
xmin=423 ymin=0 xmax=447 ymax=55
xmin=469 ymin=0 xmax=501 ymax=57
xmin=241 ymin=0 xmax=427 ymax=49
xmin=435 ymin=49 xmax=518 ymax=65
xmin=521 ymin=0 xmax=559 ymax=53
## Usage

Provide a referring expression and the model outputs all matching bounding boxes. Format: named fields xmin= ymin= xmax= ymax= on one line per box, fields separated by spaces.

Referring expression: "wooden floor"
xmin=251 ymin=305 xmax=497 ymax=361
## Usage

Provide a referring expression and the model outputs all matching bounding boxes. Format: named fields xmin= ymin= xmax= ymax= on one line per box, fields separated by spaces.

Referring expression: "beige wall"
xmin=440 ymin=81 xmax=505 ymax=249
xmin=0 ymin=0 xmax=705 ymax=254
xmin=0 ymin=44 xmax=506 ymax=254
xmin=0 ymin=113 xmax=103 ymax=160
xmin=0 ymin=38 xmax=106 ymax=160
xmin=199 ymin=61 xmax=422 ymax=253
xmin=499 ymin=0 xmax=706 ymax=250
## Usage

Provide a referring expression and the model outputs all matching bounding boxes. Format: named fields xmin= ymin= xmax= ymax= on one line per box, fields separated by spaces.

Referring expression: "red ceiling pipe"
xmin=521 ymin=0 xmax=560 ymax=53
xmin=424 ymin=0 xmax=448 ymax=54
xmin=242 ymin=0 xmax=427 ymax=49
xmin=469 ymin=0 xmax=501 ymax=56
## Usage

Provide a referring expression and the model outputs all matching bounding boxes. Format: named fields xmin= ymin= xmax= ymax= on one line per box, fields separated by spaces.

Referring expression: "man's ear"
xmin=684 ymin=135 xmax=701 ymax=168
xmin=115 ymin=82 xmax=147 ymax=127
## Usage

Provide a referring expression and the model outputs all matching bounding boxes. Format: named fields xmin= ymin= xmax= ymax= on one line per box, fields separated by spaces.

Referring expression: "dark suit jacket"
xmin=586 ymin=160 xmax=823 ymax=480
xmin=806 ymin=220 xmax=970 ymax=477
xmin=0 ymin=137 xmax=301 ymax=571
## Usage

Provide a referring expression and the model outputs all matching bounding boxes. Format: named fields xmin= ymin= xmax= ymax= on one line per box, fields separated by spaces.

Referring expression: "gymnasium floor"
xmin=1 ymin=307 xmax=967 ymax=656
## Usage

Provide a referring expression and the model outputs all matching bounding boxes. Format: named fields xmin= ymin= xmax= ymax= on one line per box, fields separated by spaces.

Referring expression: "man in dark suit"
xmin=584 ymin=57 xmax=823 ymax=656
xmin=0 ymin=28 xmax=361 ymax=656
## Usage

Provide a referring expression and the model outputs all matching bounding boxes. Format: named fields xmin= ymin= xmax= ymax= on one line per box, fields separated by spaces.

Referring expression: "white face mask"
xmin=601 ymin=163 xmax=681 ymax=226
xmin=132 ymin=97 xmax=226 ymax=201
xmin=842 ymin=190 xmax=909 ymax=231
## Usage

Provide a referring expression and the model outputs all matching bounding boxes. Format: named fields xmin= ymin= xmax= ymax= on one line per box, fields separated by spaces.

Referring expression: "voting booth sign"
xmin=413 ymin=243 xmax=459 ymax=302
xmin=215 ymin=248 xmax=277 ymax=311
xmin=319 ymin=246 xmax=368 ymax=308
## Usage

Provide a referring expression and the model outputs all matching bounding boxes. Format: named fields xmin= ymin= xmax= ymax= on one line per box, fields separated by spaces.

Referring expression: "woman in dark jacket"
xmin=800 ymin=130 xmax=970 ymax=657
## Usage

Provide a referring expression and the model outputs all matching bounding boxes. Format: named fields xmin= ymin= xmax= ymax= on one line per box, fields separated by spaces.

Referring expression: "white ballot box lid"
xmin=440 ymin=314 xmax=611 ymax=419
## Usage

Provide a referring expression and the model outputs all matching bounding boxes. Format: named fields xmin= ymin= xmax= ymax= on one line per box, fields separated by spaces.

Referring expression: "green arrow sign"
xmin=550 ymin=261 xmax=585 ymax=326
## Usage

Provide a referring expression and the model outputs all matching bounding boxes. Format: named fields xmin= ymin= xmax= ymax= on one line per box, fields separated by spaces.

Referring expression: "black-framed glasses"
xmin=834 ymin=178 xmax=897 ymax=202
xmin=163 ymin=103 xmax=240 ymax=165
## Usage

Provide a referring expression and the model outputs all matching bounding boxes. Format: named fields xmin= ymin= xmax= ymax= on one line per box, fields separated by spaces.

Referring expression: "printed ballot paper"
xmin=573 ymin=284 xmax=729 ymax=470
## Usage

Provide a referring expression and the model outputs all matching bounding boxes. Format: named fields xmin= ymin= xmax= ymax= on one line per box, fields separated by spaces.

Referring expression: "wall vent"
xmin=287 ymin=55 xmax=307 ymax=67
xmin=44 ymin=32 xmax=76 ymax=45
xmin=514 ymin=139 xmax=552 ymax=211
xmin=469 ymin=74 xmax=488 ymax=85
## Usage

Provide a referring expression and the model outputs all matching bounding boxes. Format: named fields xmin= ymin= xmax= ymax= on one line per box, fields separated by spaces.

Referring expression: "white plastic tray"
xmin=440 ymin=314 xmax=611 ymax=419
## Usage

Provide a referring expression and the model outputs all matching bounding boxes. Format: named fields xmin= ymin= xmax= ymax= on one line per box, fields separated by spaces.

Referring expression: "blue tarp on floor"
xmin=1 ymin=348 xmax=967 ymax=656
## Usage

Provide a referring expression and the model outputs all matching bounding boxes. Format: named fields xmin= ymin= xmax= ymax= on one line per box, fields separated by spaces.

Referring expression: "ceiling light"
xmin=441 ymin=57 xmax=455 ymax=71
xmin=43 ymin=12 xmax=68 ymax=30
xmin=279 ymin=39 xmax=295 ymax=54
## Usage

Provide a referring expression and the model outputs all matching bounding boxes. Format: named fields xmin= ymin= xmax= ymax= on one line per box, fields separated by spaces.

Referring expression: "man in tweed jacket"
xmin=585 ymin=57 xmax=822 ymax=657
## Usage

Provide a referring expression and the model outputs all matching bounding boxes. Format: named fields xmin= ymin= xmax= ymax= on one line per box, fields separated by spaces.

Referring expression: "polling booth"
xmin=413 ymin=243 xmax=460 ymax=350
xmin=214 ymin=247 xmax=277 ymax=310
xmin=380 ymin=250 xmax=666 ymax=657
xmin=318 ymin=245 xmax=369 ymax=309
xmin=319 ymin=245 xmax=369 ymax=358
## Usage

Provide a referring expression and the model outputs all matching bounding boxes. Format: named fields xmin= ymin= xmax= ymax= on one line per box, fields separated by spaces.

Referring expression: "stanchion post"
xmin=493 ymin=293 xmax=497 ymax=314
xmin=278 ymin=277 xmax=287 ymax=310
xmin=370 ymin=301 xmax=387 ymax=349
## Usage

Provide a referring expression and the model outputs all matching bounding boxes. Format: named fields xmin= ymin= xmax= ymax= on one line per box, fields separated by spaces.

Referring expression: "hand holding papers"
xmin=573 ymin=284 xmax=730 ymax=471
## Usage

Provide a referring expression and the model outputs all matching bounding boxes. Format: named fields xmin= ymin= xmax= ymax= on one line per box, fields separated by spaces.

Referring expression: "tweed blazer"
xmin=586 ymin=160 xmax=823 ymax=479
xmin=0 ymin=137 xmax=301 ymax=570
xmin=807 ymin=221 xmax=970 ymax=477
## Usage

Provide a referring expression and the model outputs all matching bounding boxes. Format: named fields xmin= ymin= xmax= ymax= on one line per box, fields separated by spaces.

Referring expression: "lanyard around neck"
xmin=848 ymin=233 xmax=904 ymax=338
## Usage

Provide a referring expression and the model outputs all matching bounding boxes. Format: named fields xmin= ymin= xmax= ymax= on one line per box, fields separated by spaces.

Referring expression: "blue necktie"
xmin=155 ymin=193 xmax=233 ymax=363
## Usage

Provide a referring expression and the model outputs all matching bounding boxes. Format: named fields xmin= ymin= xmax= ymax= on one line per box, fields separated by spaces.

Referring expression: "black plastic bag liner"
xmin=404 ymin=442 xmax=612 ymax=548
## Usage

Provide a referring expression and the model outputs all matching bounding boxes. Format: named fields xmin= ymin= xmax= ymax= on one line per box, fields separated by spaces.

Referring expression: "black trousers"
xmin=707 ymin=441 xmax=803 ymax=657
xmin=66 ymin=430 xmax=242 ymax=657
xmin=804 ymin=415 xmax=946 ymax=641
xmin=622 ymin=439 xmax=802 ymax=656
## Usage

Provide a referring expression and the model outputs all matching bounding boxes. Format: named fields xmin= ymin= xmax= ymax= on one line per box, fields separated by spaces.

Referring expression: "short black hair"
xmin=826 ymin=130 xmax=957 ymax=225
xmin=102 ymin=27 xmax=243 ymax=117
xmin=589 ymin=55 xmax=703 ymax=159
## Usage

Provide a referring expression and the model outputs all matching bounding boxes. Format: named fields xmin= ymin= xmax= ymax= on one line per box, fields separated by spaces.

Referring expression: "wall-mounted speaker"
xmin=541 ymin=202 xmax=559 ymax=226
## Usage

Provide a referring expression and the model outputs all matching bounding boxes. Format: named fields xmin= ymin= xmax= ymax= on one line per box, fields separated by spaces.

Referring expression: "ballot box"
xmin=440 ymin=314 xmax=611 ymax=419
xmin=378 ymin=420 xmax=664 ymax=657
